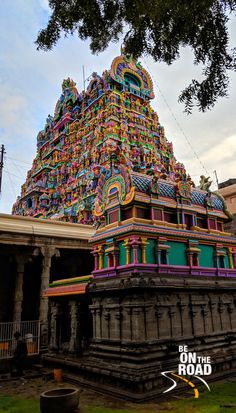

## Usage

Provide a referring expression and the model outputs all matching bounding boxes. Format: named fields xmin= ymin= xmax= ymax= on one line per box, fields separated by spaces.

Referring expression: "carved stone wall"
xmin=81 ymin=272 xmax=236 ymax=401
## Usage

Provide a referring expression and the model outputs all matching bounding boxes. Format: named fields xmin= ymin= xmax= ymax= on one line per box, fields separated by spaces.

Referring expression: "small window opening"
xmin=160 ymin=250 xmax=167 ymax=265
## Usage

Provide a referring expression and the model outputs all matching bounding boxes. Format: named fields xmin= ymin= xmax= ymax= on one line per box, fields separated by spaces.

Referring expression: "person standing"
xmin=11 ymin=331 xmax=28 ymax=377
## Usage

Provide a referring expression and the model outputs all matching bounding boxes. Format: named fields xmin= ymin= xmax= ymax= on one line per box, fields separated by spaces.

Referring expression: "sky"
xmin=1 ymin=0 xmax=236 ymax=213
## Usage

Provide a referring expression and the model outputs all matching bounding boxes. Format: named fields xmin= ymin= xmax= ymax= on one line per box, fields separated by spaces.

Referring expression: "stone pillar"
xmin=208 ymin=299 xmax=216 ymax=332
xmin=221 ymin=301 xmax=231 ymax=331
xmin=132 ymin=245 xmax=139 ymax=264
xmin=94 ymin=253 xmax=99 ymax=271
xmin=189 ymin=303 xmax=197 ymax=336
xmin=132 ymin=306 xmax=145 ymax=341
xmin=13 ymin=255 xmax=28 ymax=323
xmin=113 ymin=249 xmax=119 ymax=267
xmin=211 ymin=298 xmax=222 ymax=332
xmin=155 ymin=304 xmax=163 ymax=339
xmin=145 ymin=303 xmax=156 ymax=341
xmin=97 ymin=246 xmax=104 ymax=270
xmin=158 ymin=305 xmax=170 ymax=338
xmin=107 ymin=299 xmax=121 ymax=341
xmin=168 ymin=306 xmax=176 ymax=338
xmin=186 ymin=247 xmax=200 ymax=267
xmin=130 ymin=236 xmax=141 ymax=264
xmin=227 ymin=248 xmax=234 ymax=269
xmin=218 ymin=298 xmax=224 ymax=331
xmin=113 ymin=306 xmax=122 ymax=341
xmin=178 ymin=302 xmax=186 ymax=336
xmin=189 ymin=296 xmax=205 ymax=336
xmin=194 ymin=304 xmax=204 ymax=335
xmin=122 ymin=305 xmax=132 ymax=342
xmin=49 ymin=301 xmax=60 ymax=351
xmin=39 ymin=246 xmax=60 ymax=348
xmin=178 ymin=296 xmax=192 ymax=337
xmin=97 ymin=307 xmax=103 ymax=339
xmin=232 ymin=251 xmax=236 ymax=268
xmin=140 ymin=238 xmax=148 ymax=264
xmin=187 ymin=252 xmax=193 ymax=267
xmin=92 ymin=304 xmax=102 ymax=340
xmin=69 ymin=300 xmax=79 ymax=353
xmin=124 ymin=238 xmax=131 ymax=265
xmin=228 ymin=303 xmax=234 ymax=330
xmin=103 ymin=309 xmax=111 ymax=339
xmin=90 ymin=302 xmax=97 ymax=339
xmin=169 ymin=305 xmax=181 ymax=337
xmin=229 ymin=299 xmax=236 ymax=329
xmin=201 ymin=304 xmax=209 ymax=333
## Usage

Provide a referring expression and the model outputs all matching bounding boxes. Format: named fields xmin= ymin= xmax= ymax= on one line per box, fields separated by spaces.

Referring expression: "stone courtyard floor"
xmin=0 ymin=374 xmax=236 ymax=413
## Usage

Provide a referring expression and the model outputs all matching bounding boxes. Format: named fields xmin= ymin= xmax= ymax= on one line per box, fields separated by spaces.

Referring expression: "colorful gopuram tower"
xmin=15 ymin=54 xmax=236 ymax=400
xmin=12 ymin=54 xmax=190 ymax=222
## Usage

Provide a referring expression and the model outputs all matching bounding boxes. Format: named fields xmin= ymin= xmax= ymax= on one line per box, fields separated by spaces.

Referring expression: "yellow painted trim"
xmin=51 ymin=275 xmax=93 ymax=285
xmin=192 ymin=225 xmax=230 ymax=236
xmin=186 ymin=247 xmax=201 ymax=253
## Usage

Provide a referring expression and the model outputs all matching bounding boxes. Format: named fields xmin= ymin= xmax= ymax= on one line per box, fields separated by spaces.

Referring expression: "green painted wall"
xmin=167 ymin=241 xmax=186 ymax=266
xmin=223 ymin=248 xmax=230 ymax=268
xmin=131 ymin=248 xmax=133 ymax=263
xmin=146 ymin=239 xmax=156 ymax=264
xmin=198 ymin=244 xmax=214 ymax=267
xmin=103 ymin=253 xmax=108 ymax=268
xmin=119 ymin=242 xmax=126 ymax=266
xmin=137 ymin=247 xmax=142 ymax=263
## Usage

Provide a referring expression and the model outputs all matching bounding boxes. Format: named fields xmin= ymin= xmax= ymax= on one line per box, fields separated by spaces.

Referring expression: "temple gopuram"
xmin=13 ymin=53 xmax=236 ymax=400
xmin=12 ymin=54 xmax=190 ymax=223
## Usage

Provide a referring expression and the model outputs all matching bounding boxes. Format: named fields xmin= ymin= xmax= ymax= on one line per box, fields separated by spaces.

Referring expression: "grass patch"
xmin=0 ymin=381 xmax=235 ymax=413
xmin=0 ymin=396 xmax=39 ymax=413
xmin=169 ymin=381 xmax=236 ymax=413
xmin=86 ymin=407 xmax=138 ymax=413
xmin=85 ymin=382 xmax=236 ymax=413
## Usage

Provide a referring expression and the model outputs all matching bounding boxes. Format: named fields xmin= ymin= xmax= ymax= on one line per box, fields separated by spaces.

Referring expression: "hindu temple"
xmin=11 ymin=53 xmax=236 ymax=400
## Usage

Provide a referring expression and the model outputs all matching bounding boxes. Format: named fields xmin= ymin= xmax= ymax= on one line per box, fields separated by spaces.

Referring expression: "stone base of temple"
xmin=45 ymin=272 xmax=236 ymax=401
xmin=77 ymin=338 xmax=236 ymax=401
xmin=43 ymin=342 xmax=236 ymax=401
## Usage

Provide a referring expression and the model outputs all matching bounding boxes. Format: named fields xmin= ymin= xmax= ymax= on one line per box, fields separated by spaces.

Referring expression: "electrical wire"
xmin=3 ymin=165 xmax=17 ymax=198
xmin=3 ymin=155 xmax=26 ymax=180
xmin=10 ymin=159 xmax=26 ymax=178
xmin=5 ymin=155 xmax=31 ymax=166
xmin=143 ymin=58 xmax=210 ymax=177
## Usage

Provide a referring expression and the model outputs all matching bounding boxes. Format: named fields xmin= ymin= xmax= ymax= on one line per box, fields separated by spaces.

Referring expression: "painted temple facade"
xmin=13 ymin=54 xmax=236 ymax=400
